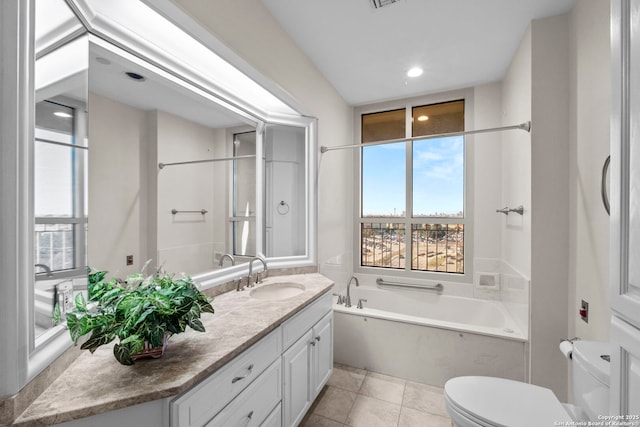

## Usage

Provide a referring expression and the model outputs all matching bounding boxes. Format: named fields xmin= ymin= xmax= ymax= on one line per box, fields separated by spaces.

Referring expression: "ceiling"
xmin=261 ymin=0 xmax=577 ymax=106
xmin=89 ymin=43 xmax=249 ymax=129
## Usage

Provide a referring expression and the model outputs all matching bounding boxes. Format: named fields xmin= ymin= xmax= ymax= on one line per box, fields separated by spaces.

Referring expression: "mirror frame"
xmin=0 ymin=0 xmax=317 ymax=396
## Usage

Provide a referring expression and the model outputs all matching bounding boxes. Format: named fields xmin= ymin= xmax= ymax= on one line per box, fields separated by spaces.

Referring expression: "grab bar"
xmin=376 ymin=277 xmax=443 ymax=292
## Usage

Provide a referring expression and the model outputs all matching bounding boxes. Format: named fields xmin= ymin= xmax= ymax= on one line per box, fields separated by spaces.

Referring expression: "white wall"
xmin=568 ymin=0 xmax=611 ymax=342
xmin=156 ymin=110 xmax=226 ymax=275
xmin=89 ymin=97 xmax=233 ymax=277
xmin=473 ymin=82 xmax=503 ymax=263
xmin=171 ymin=0 xmax=354 ymax=286
xmin=88 ymin=93 xmax=148 ymax=276
xmin=501 ymin=27 xmax=533 ymax=280
xmin=531 ymin=14 xmax=571 ymax=400
xmin=499 ymin=15 xmax=573 ymax=400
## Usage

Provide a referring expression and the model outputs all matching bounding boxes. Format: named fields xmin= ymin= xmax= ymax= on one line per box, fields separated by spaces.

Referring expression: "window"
xmin=358 ymin=99 xmax=468 ymax=276
xmin=34 ymin=100 xmax=88 ymax=282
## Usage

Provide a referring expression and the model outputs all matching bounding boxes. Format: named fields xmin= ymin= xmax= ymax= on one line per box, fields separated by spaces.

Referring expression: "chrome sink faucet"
xmin=345 ymin=276 xmax=359 ymax=308
xmin=247 ymin=256 xmax=267 ymax=287
xmin=218 ymin=253 xmax=235 ymax=267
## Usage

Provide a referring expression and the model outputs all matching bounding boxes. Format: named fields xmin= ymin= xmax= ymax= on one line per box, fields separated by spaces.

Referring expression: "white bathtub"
xmin=333 ymin=286 xmax=528 ymax=386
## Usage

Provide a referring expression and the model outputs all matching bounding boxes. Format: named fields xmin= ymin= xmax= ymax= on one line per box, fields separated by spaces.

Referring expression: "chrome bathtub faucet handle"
xmin=357 ymin=298 xmax=368 ymax=309
xmin=332 ymin=293 xmax=345 ymax=305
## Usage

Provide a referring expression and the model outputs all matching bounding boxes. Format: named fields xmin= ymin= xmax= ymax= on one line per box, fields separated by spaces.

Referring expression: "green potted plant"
xmin=65 ymin=265 xmax=214 ymax=365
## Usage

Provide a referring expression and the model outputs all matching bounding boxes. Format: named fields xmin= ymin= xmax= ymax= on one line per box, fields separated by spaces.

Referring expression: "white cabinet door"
xmin=311 ymin=312 xmax=333 ymax=399
xmin=282 ymin=330 xmax=313 ymax=427
xmin=611 ymin=0 xmax=640 ymax=416
xmin=611 ymin=317 xmax=640 ymax=417
xmin=611 ymin=0 xmax=640 ymax=328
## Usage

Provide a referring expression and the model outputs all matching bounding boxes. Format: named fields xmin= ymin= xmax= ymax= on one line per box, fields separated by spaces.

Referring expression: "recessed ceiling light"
xmin=417 ymin=115 xmax=429 ymax=121
xmin=54 ymin=111 xmax=73 ymax=118
xmin=407 ymin=67 xmax=423 ymax=78
xmin=125 ymin=71 xmax=146 ymax=82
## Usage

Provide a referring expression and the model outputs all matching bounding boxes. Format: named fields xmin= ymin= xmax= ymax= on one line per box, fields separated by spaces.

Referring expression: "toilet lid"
xmin=445 ymin=376 xmax=573 ymax=427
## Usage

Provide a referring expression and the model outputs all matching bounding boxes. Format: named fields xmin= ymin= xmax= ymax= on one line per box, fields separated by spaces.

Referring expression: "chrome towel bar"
xmin=171 ymin=209 xmax=208 ymax=215
xmin=376 ymin=277 xmax=443 ymax=292
xmin=496 ymin=205 xmax=524 ymax=216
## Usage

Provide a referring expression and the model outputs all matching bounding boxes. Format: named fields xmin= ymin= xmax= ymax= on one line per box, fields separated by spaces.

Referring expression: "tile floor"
xmin=300 ymin=364 xmax=454 ymax=427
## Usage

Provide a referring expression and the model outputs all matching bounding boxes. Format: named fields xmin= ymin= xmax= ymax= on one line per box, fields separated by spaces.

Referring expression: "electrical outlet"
xmin=126 ymin=255 xmax=134 ymax=266
xmin=580 ymin=299 xmax=589 ymax=323
xmin=58 ymin=281 xmax=74 ymax=317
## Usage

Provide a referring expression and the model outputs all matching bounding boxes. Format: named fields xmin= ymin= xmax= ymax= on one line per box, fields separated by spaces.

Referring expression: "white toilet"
xmin=444 ymin=340 xmax=610 ymax=427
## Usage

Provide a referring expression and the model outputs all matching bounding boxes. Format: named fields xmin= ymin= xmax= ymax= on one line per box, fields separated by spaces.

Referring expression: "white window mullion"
xmin=405 ymin=105 xmax=413 ymax=273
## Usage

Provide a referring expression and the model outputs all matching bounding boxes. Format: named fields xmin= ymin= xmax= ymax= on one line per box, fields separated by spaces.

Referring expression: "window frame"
xmin=34 ymin=101 xmax=88 ymax=283
xmin=353 ymin=90 xmax=474 ymax=283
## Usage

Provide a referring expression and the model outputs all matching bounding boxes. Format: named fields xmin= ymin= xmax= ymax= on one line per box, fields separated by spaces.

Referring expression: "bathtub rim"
xmin=332 ymin=297 xmax=528 ymax=342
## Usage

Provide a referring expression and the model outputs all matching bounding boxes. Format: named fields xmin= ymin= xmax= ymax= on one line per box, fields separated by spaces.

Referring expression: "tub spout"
xmin=345 ymin=276 xmax=359 ymax=308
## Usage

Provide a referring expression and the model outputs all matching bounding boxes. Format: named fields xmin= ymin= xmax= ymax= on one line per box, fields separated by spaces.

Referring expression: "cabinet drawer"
xmin=282 ymin=292 xmax=331 ymax=350
xmin=260 ymin=403 xmax=282 ymax=427
xmin=206 ymin=359 xmax=282 ymax=427
xmin=171 ymin=328 xmax=282 ymax=427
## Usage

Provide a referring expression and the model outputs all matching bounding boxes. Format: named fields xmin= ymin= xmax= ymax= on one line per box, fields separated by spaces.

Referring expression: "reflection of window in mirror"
xmin=34 ymin=98 xmax=88 ymax=338
xmin=232 ymin=131 xmax=257 ymax=257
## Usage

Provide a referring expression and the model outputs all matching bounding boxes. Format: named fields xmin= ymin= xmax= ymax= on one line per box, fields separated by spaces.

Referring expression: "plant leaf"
xmin=147 ymin=323 xmax=166 ymax=347
xmin=81 ymin=330 xmax=115 ymax=353
xmin=119 ymin=334 xmax=144 ymax=356
xmin=113 ymin=343 xmax=134 ymax=365
xmin=66 ymin=312 xmax=81 ymax=342
xmin=52 ymin=303 xmax=61 ymax=326
xmin=188 ymin=317 xmax=205 ymax=332
xmin=74 ymin=292 xmax=87 ymax=312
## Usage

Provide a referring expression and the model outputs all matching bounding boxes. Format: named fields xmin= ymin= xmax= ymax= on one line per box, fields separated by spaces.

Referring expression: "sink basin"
xmin=249 ymin=282 xmax=305 ymax=300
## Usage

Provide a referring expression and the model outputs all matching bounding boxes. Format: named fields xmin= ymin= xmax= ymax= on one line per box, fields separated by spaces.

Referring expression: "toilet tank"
xmin=571 ymin=341 xmax=611 ymax=420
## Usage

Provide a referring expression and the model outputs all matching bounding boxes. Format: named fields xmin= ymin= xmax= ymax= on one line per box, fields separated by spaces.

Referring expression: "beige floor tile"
xmin=346 ymin=395 xmax=401 ymax=427
xmin=402 ymin=381 xmax=449 ymax=418
xmin=398 ymin=406 xmax=452 ymax=427
xmin=301 ymin=413 xmax=346 ymax=427
xmin=313 ymin=386 xmax=358 ymax=424
xmin=359 ymin=371 xmax=406 ymax=405
xmin=327 ymin=364 xmax=367 ymax=393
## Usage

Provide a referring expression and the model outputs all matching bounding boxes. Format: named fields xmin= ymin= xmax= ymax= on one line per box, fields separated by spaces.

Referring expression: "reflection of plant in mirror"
xmin=66 ymin=266 xmax=214 ymax=365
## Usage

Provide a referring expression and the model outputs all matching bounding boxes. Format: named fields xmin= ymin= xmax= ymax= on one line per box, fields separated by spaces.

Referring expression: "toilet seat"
xmin=444 ymin=376 xmax=574 ymax=427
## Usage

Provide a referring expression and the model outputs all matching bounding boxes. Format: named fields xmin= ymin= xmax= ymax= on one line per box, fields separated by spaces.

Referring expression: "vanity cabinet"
xmin=282 ymin=293 xmax=333 ymax=427
xmin=171 ymin=328 xmax=282 ymax=427
xmin=53 ymin=291 xmax=333 ymax=427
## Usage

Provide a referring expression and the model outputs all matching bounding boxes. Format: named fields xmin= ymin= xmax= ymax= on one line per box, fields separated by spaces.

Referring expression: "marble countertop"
xmin=11 ymin=273 xmax=334 ymax=426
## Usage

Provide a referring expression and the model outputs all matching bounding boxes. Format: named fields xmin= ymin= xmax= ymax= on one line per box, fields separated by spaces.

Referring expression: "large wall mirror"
xmin=15 ymin=0 xmax=316 ymax=390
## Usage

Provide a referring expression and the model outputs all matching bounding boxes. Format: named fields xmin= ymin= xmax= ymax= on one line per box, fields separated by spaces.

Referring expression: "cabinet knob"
xmin=315 ymin=336 xmax=321 ymax=342
xmin=310 ymin=341 xmax=316 ymax=346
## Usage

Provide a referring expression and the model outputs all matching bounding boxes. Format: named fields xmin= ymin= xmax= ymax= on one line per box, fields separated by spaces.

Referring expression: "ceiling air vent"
xmin=370 ymin=0 xmax=400 ymax=9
